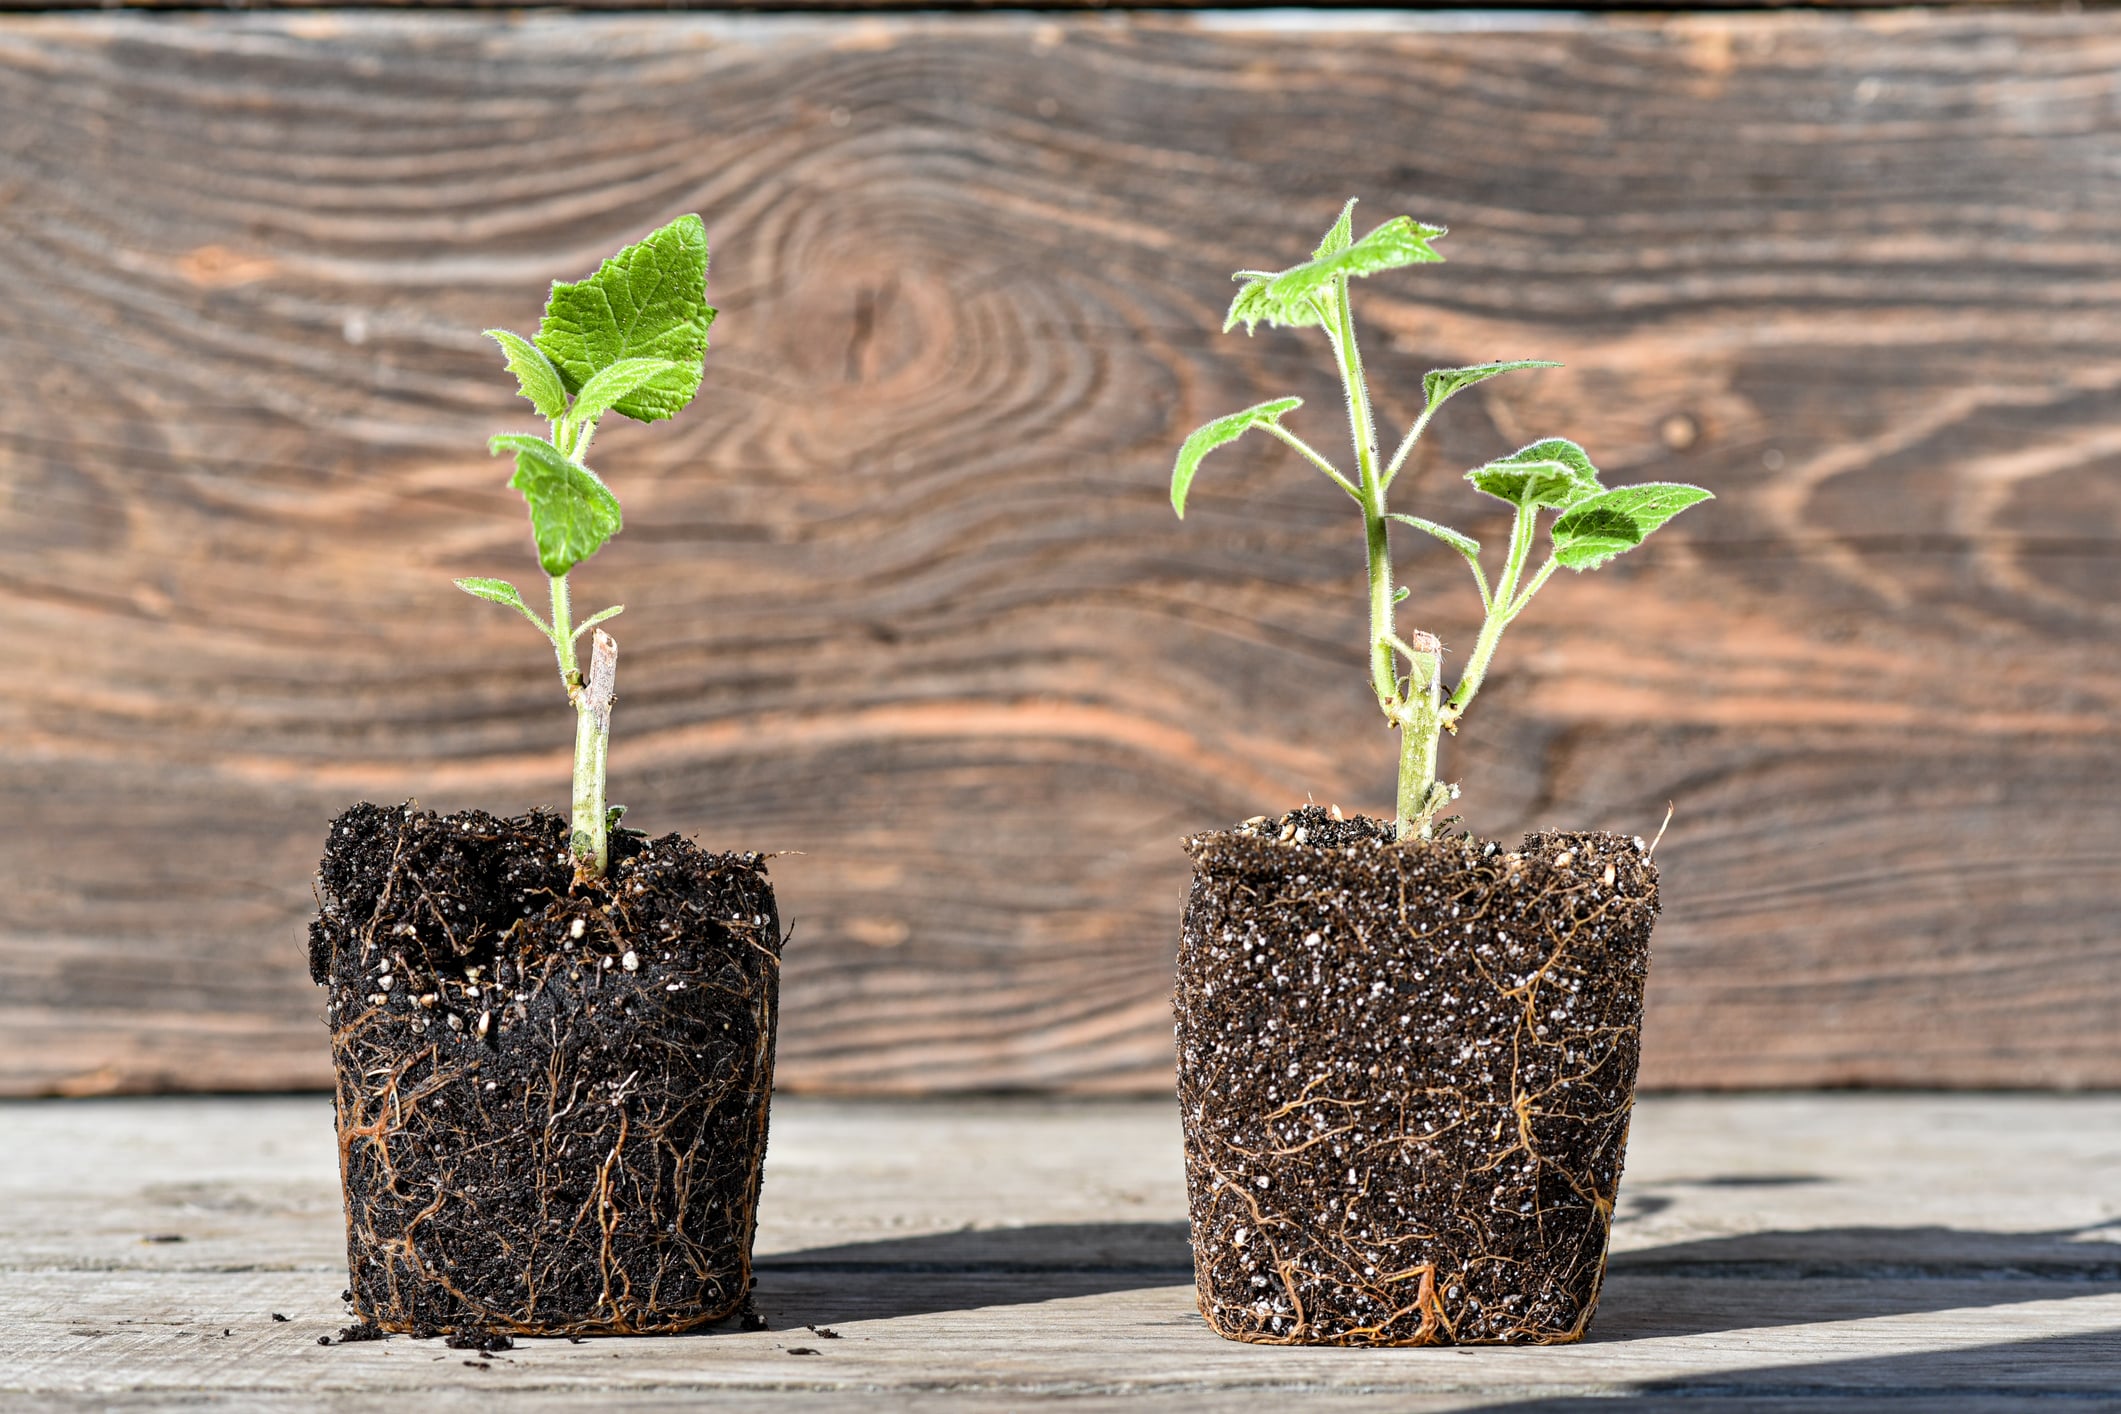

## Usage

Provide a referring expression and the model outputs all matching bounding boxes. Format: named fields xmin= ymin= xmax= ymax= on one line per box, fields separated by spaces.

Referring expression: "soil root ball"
xmin=1174 ymin=805 xmax=1657 ymax=1346
xmin=311 ymin=802 xmax=782 ymax=1337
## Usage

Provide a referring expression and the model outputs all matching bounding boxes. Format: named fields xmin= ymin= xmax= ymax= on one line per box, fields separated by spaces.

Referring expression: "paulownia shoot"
xmin=456 ymin=214 xmax=715 ymax=882
xmin=1172 ymin=200 xmax=1711 ymax=840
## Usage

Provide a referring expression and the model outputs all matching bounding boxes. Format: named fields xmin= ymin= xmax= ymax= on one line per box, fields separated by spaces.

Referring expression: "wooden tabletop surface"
xmin=2 ymin=1093 xmax=2117 ymax=1410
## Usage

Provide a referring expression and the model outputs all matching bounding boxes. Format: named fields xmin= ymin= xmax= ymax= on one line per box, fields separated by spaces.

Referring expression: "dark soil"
xmin=310 ymin=802 xmax=783 ymax=1337
xmin=443 ymin=1331 xmax=515 ymax=1352
xmin=1174 ymin=804 xmax=1658 ymax=1346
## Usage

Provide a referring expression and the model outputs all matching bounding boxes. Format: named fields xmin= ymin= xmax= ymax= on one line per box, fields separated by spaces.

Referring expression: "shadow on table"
xmin=754 ymin=1221 xmax=2121 ymax=1337
xmin=1595 ymin=1224 xmax=2121 ymax=1342
xmin=754 ymin=1221 xmax=1195 ymax=1326
xmin=1458 ymin=1329 xmax=2121 ymax=1410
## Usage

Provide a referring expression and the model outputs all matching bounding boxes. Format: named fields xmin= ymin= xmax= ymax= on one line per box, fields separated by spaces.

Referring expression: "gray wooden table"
xmin=3 ymin=1095 xmax=2117 ymax=1410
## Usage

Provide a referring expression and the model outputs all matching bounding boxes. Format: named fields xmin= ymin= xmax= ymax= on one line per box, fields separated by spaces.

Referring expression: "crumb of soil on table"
xmin=445 ymin=1332 xmax=515 ymax=1352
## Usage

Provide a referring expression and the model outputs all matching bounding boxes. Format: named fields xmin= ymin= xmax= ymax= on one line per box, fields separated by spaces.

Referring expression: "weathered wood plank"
xmin=0 ymin=1 xmax=2002 ymax=12
xmin=2 ymin=1096 xmax=2118 ymax=1408
xmin=0 ymin=10 xmax=2117 ymax=1096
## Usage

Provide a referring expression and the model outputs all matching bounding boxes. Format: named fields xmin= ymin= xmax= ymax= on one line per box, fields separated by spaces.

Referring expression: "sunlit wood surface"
xmin=2 ymin=1095 xmax=2117 ymax=1408
xmin=2 ymin=9 xmax=2117 ymax=1097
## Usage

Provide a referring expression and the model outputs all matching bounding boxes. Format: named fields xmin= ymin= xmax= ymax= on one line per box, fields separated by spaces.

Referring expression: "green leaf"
xmin=1391 ymin=513 xmax=1490 ymax=606
xmin=454 ymin=576 xmax=553 ymax=636
xmin=1312 ymin=198 xmax=1358 ymax=260
xmin=1422 ymin=360 xmax=1561 ymax=413
xmin=1226 ymin=212 xmax=1448 ymax=334
xmin=454 ymin=576 xmax=529 ymax=611
xmin=489 ymin=433 xmax=623 ymax=577
xmin=1170 ymin=397 xmax=1303 ymax=518
xmin=1552 ymin=482 xmax=1714 ymax=570
xmin=535 ymin=214 xmax=715 ymax=424
xmin=1388 ymin=513 xmax=1480 ymax=562
xmin=485 ymin=329 xmax=569 ymax=421
xmin=570 ymin=358 xmax=694 ymax=426
xmin=1466 ymin=438 xmax=1604 ymax=509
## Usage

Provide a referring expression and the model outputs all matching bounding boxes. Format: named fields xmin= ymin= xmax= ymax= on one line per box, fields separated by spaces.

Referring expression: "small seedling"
xmin=1172 ymin=200 xmax=1711 ymax=839
xmin=456 ymin=215 xmax=715 ymax=881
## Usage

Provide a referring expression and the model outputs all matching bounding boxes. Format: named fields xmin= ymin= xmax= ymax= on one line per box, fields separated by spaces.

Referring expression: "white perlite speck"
xmin=622 ymin=950 xmax=640 ymax=972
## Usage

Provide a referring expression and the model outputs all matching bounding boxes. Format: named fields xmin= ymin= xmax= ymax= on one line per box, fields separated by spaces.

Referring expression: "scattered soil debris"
xmin=807 ymin=1324 xmax=841 ymax=1339
xmin=786 ymin=1347 xmax=819 ymax=1356
xmin=141 ymin=1234 xmax=185 ymax=1244
xmin=444 ymin=1332 xmax=515 ymax=1353
xmin=270 ymin=1313 xmax=289 ymax=1323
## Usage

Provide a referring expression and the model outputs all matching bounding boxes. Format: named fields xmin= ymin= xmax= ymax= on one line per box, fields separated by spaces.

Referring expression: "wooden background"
xmin=1 ymin=6 xmax=2115 ymax=1098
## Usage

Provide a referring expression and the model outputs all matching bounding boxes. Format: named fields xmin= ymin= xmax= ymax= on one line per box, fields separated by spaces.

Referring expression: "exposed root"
xmin=313 ymin=802 xmax=782 ymax=1337
xmin=1176 ymin=805 xmax=1656 ymax=1346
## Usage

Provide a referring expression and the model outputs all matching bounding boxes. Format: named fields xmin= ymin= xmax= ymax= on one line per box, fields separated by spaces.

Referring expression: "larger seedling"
xmin=1172 ymin=200 xmax=1711 ymax=837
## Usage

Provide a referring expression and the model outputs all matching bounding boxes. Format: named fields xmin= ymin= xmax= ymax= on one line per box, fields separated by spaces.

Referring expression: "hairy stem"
xmin=1445 ymin=506 xmax=1545 ymax=723
xmin=571 ymin=629 xmax=618 ymax=882
xmin=1325 ymin=284 xmax=1399 ymax=720
xmin=1323 ymin=279 xmax=1455 ymax=839
xmin=548 ymin=572 xmax=578 ymax=686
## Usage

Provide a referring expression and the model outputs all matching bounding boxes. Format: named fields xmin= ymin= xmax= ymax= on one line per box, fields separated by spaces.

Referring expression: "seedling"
xmin=1172 ymin=200 xmax=1710 ymax=840
xmin=455 ymin=215 xmax=715 ymax=881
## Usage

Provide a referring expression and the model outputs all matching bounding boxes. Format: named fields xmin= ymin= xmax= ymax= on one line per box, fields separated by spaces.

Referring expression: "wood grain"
xmin=3 ymin=1095 xmax=2119 ymax=1407
xmin=1 ymin=10 xmax=2116 ymax=1097
xmin=0 ymin=1 xmax=1998 ymax=12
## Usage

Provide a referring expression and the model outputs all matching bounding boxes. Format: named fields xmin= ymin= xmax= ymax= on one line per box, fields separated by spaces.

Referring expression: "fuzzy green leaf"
xmin=1551 ymin=482 xmax=1714 ymax=570
xmin=1170 ymin=397 xmax=1303 ymax=517
xmin=455 ymin=575 xmax=529 ymax=610
xmin=489 ymin=433 xmax=623 ymax=577
xmin=454 ymin=576 xmax=552 ymax=636
xmin=1226 ymin=213 xmax=1447 ymax=334
xmin=1466 ymin=438 xmax=1604 ymax=509
xmin=570 ymin=358 xmax=694 ymax=427
xmin=535 ymin=214 xmax=714 ymax=424
xmin=485 ymin=329 xmax=569 ymax=421
xmin=1422 ymin=360 xmax=1561 ymax=413
xmin=1312 ymin=198 xmax=1358 ymax=260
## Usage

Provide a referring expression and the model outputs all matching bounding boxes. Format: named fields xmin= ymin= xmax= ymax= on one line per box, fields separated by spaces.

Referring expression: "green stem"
xmin=548 ymin=572 xmax=578 ymax=686
xmin=1381 ymin=404 xmax=1437 ymax=491
xmin=1324 ymin=284 xmax=1398 ymax=719
xmin=1445 ymin=507 xmax=1547 ymax=722
xmin=1263 ymin=423 xmax=1360 ymax=503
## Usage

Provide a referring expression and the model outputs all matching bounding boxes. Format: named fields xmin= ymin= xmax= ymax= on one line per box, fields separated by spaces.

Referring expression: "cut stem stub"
xmin=571 ymin=628 xmax=618 ymax=882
